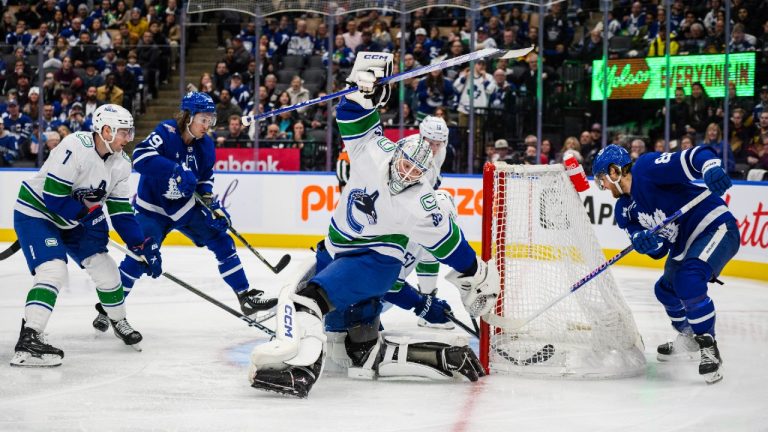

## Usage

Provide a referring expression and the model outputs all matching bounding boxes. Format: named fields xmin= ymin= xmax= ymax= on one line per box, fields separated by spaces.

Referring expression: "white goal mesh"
xmin=480 ymin=162 xmax=646 ymax=379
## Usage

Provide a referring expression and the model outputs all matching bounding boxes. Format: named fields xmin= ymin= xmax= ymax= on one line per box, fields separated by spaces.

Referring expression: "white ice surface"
xmin=0 ymin=244 xmax=766 ymax=432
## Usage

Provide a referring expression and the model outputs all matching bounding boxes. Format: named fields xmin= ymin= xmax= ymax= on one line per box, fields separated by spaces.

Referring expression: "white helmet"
xmin=419 ymin=115 xmax=449 ymax=144
xmin=434 ymin=190 xmax=457 ymax=220
xmin=389 ymin=134 xmax=433 ymax=195
xmin=92 ymin=104 xmax=135 ymax=153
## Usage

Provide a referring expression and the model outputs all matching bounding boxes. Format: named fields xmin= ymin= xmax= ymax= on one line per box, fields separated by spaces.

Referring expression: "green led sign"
xmin=591 ymin=53 xmax=756 ymax=100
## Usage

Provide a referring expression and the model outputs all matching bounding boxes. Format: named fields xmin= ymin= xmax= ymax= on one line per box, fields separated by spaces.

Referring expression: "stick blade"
xmin=272 ymin=254 xmax=292 ymax=273
xmin=482 ymin=313 xmax=527 ymax=331
xmin=500 ymin=46 xmax=535 ymax=60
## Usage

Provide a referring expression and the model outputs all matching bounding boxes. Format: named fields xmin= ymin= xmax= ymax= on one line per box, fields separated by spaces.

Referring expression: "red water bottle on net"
xmin=564 ymin=153 xmax=590 ymax=192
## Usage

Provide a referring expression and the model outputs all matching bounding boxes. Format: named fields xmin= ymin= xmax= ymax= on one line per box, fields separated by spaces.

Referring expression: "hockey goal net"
xmin=479 ymin=162 xmax=645 ymax=378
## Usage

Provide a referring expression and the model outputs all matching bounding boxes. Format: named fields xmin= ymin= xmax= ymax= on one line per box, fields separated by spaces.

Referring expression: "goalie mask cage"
xmin=479 ymin=162 xmax=646 ymax=378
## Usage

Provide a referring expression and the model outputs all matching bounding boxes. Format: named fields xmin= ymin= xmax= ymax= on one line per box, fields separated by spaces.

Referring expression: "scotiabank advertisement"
xmin=213 ymin=148 xmax=300 ymax=172
xmin=0 ymin=170 xmax=765 ymax=279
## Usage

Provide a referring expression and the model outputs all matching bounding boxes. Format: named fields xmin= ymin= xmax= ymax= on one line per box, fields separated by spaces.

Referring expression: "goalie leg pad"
xmin=377 ymin=335 xmax=485 ymax=382
xmin=82 ymin=253 xmax=126 ymax=321
xmin=249 ymin=286 xmax=327 ymax=384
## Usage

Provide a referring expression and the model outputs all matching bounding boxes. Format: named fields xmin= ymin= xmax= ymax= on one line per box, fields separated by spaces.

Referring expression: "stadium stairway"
xmin=130 ymin=25 xmax=221 ymax=154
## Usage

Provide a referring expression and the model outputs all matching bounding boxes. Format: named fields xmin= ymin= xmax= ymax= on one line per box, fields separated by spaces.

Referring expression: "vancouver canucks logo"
xmin=346 ymin=188 xmax=380 ymax=234
xmin=638 ymin=209 xmax=679 ymax=243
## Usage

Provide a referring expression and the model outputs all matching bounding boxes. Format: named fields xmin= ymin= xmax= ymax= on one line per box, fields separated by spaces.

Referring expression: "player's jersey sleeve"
xmin=106 ymin=154 xmax=144 ymax=247
xmin=335 ymin=97 xmax=389 ymax=161
xmin=132 ymin=122 xmax=178 ymax=178
xmin=634 ymin=147 xmax=719 ymax=185
xmin=407 ymin=189 xmax=476 ymax=274
xmin=42 ymin=139 xmax=87 ymax=221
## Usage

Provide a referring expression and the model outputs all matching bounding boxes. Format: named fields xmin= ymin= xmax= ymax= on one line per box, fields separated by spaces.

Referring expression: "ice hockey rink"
xmin=0 ymin=243 xmax=766 ymax=432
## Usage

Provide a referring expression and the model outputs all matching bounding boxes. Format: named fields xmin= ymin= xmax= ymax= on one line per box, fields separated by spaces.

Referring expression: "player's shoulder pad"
xmin=67 ymin=131 xmax=95 ymax=149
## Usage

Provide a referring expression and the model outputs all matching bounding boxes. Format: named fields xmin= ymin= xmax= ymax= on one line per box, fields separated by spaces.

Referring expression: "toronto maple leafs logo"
xmin=637 ymin=209 xmax=679 ymax=243
xmin=162 ymin=176 xmax=184 ymax=200
xmin=346 ymin=188 xmax=379 ymax=233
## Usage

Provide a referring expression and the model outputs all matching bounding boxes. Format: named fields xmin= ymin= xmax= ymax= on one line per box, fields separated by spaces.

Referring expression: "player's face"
xmin=596 ymin=169 xmax=622 ymax=198
xmin=109 ymin=127 xmax=135 ymax=151
xmin=424 ymin=137 xmax=445 ymax=155
xmin=396 ymin=158 xmax=424 ymax=183
xmin=191 ymin=113 xmax=216 ymax=137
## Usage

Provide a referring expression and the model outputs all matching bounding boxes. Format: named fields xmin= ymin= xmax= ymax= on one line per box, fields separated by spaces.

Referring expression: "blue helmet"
xmin=180 ymin=92 xmax=215 ymax=115
xmin=592 ymin=144 xmax=631 ymax=177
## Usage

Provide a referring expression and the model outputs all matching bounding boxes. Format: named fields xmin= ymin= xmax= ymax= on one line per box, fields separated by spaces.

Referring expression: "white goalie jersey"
xmin=15 ymin=131 xmax=135 ymax=229
xmin=325 ymin=98 xmax=470 ymax=267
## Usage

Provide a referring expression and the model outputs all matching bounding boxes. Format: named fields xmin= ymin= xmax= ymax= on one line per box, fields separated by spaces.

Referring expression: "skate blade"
xmin=10 ymin=352 xmax=62 ymax=367
xmin=129 ymin=343 xmax=143 ymax=352
xmin=704 ymin=369 xmax=723 ymax=385
xmin=250 ymin=378 xmax=307 ymax=398
xmin=417 ymin=320 xmax=456 ymax=330
xmin=657 ymin=352 xmax=699 ymax=362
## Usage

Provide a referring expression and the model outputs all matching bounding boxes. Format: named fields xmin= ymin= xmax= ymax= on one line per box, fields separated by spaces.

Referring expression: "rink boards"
xmin=0 ymin=169 xmax=765 ymax=281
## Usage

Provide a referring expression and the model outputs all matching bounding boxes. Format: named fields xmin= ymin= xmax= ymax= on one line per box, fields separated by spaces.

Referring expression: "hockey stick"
xmin=0 ymin=240 xmax=20 ymax=260
xmin=193 ymin=193 xmax=291 ymax=274
xmin=446 ymin=312 xmax=555 ymax=367
xmin=241 ymin=46 xmax=534 ymax=126
xmin=484 ymin=189 xmax=713 ymax=332
xmin=108 ymin=239 xmax=276 ymax=337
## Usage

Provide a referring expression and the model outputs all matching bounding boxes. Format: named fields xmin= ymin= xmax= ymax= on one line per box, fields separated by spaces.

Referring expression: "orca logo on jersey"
xmin=346 ymin=188 xmax=380 ymax=233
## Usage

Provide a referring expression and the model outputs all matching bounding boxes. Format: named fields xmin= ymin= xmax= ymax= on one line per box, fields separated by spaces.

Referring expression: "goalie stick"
xmin=0 ymin=240 xmax=20 ymax=260
xmin=484 ymin=189 xmax=713 ymax=332
xmin=193 ymin=193 xmax=291 ymax=274
xmin=108 ymin=239 xmax=276 ymax=337
xmin=241 ymin=46 xmax=534 ymax=126
xmin=445 ymin=312 xmax=555 ymax=368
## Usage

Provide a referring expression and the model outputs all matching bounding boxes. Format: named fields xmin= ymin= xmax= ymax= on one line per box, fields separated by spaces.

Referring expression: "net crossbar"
xmin=480 ymin=162 xmax=645 ymax=379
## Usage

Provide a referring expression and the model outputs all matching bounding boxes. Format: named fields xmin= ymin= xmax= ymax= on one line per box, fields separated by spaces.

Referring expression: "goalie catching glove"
xmin=445 ymin=257 xmax=500 ymax=318
xmin=346 ymin=52 xmax=393 ymax=110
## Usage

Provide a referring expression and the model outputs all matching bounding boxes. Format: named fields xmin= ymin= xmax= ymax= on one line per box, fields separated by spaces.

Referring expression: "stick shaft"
xmin=108 ymin=239 xmax=276 ymax=336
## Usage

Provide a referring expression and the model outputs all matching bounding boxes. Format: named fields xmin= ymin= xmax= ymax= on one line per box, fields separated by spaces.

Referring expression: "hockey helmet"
xmin=389 ymin=134 xmax=433 ymax=195
xmin=592 ymin=144 xmax=631 ymax=190
xmin=419 ymin=115 xmax=449 ymax=144
xmin=92 ymin=104 xmax=135 ymax=151
xmin=180 ymin=91 xmax=217 ymax=126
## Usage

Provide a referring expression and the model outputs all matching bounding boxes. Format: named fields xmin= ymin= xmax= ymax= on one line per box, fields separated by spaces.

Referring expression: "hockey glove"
xmin=73 ymin=186 xmax=107 ymax=208
xmin=702 ymin=160 xmax=731 ymax=197
xmin=77 ymin=205 xmax=109 ymax=260
xmin=199 ymin=194 xmax=231 ymax=233
xmin=631 ymin=229 xmax=664 ymax=255
xmin=173 ymin=164 xmax=197 ymax=197
xmin=346 ymin=52 xmax=393 ymax=110
xmin=130 ymin=237 xmax=162 ymax=278
xmin=414 ymin=292 xmax=452 ymax=325
xmin=446 ymin=257 xmax=500 ymax=319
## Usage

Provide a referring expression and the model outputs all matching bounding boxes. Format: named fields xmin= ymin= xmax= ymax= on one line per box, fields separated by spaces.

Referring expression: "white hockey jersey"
xmin=327 ymin=98 xmax=475 ymax=272
xmin=15 ymin=131 xmax=134 ymax=229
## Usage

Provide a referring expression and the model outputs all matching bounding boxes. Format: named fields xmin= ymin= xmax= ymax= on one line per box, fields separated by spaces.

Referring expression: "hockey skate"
xmin=250 ymin=358 xmax=323 ymax=398
xmin=10 ymin=320 xmax=64 ymax=367
xmin=92 ymin=303 xmax=110 ymax=333
xmin=237 ymin=289 xmax=278 ymax=317
xmin=694 ymin=334 xmax=723 ymax=384
xmin=657 ymin=331 xmax=699 ymax=362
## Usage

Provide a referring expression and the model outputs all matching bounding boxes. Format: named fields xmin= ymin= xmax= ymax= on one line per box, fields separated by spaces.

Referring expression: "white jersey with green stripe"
xmin=391 ymin=241 xmax=440 ymax=293
xmin=327 ymin=98 xmax=471 ymax=269
xmin=14 ymin=131 xmax=134 ymax=229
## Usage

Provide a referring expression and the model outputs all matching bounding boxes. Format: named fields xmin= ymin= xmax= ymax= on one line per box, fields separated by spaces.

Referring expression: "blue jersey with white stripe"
xmin=615 ymin=147 xmax=736 ymax=261
xmin=132 ymin=120 xmax=215 ymax=222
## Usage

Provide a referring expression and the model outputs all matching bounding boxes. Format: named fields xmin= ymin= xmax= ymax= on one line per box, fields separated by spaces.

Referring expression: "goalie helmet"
xmin=592 ymin=144 xmax=631 ymax=191
xmin=419 ymin=115 xmax=449 ymax=144
xmin=388 ymin=134 xmax=433 ymax=195
xmin=91 ymin=104 xmax=135 ymax=152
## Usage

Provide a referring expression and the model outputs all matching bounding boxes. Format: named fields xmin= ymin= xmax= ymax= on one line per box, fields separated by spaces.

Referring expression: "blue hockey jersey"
xmin=131 ymin=120 xmax=215 ymax=222
xmin=615 ymin=147 xmax=737 ymax=261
